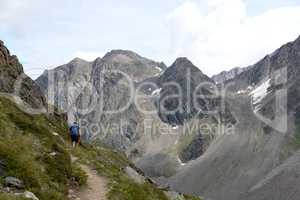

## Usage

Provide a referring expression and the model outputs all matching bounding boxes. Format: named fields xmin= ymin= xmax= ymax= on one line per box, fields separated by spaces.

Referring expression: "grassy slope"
xmin=0 ymin=96 xmax=201 ymax=200
xmin=0 ymin=96 xmax=72 ymax=200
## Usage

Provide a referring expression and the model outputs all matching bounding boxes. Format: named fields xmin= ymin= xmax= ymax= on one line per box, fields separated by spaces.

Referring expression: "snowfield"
xmin=249 ymin=79 xmax=271 ymax=112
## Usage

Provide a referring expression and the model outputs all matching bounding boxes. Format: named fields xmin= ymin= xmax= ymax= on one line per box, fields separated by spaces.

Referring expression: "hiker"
xmin=69 ymin=122 xmax=80 ymax=148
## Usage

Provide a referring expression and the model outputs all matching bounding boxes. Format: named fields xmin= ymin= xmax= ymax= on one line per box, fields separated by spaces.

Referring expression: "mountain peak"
xmin=70 ymin=57 xmax=88 ymax=63
xmin=173 ymin=57 xmax=193 ymax=65
xmin=110 ymin=49 xmax=136 ymax=55
xmin=104 ymin=49 xmax=139 ymax=59
xmin=170 ymin=57 xmax=205 ymax=75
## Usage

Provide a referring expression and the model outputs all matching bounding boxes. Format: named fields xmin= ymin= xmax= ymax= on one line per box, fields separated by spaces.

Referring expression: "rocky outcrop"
xmin=4 ymin=177 xmax=25 ymax=189
xmin=0 ymin=40 xmax=20 ymax=67
xmin=0 ymin=40 xmax=45 ymax=109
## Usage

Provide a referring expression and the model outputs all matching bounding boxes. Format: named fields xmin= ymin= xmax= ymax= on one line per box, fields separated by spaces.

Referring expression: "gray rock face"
xmin=4 ymin=177 xmax=25 ymax=189
xmin=156 ymin=58 xmax=212 ymax=125
xmin=156 ymin=57 xmax=235 ymax=126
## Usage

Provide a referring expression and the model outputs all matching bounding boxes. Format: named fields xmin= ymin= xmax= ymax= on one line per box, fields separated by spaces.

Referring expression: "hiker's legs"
xmin=71 ymin=135 xmax=78 ymax=148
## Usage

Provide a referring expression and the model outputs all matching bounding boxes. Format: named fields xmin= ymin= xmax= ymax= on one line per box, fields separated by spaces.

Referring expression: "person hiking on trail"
xmin=69 ymin=122 xmax=80 ymax=148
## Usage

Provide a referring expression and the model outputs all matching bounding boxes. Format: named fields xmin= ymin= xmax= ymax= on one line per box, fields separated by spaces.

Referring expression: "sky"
xmin=1 ymin=0 xmax=300 ymax=78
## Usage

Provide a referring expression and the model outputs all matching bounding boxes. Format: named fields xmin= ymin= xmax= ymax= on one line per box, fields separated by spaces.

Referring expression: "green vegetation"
xmin=72 ymin=145 xmax=169 ymax=200
xmin=0 ymin=96 xmax=73 ymax=200
xmin=70 ymin=163 xmax=88 ymax=186
xmin=0 ymin=193 xmax=27 ymax=200
xmin=0 ymin=96 xmax=201 ymax=200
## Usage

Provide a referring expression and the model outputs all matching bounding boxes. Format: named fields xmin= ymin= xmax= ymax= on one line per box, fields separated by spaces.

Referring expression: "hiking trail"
xmin=70 ymin=156 xmax=108 ymax=200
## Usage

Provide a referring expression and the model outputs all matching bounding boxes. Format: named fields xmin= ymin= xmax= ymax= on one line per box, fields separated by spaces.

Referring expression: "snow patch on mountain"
xmin=250 ymin=79 xmax=271 ymax=112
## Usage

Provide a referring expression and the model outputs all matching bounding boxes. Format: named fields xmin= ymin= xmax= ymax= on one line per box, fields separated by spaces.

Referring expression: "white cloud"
xmin=1 ymin=0 xmax=300 ymax=79
xmin=72 ymin=51 xmax=104 ymax=62
xmin=166 ymin=0 xmax=300 ymax=76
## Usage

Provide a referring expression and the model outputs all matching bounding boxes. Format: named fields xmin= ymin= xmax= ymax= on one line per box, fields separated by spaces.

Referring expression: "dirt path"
xmin=77 ymin=164 xmax=107 ymax=200
xmin=69 ymin=156 xmax=108 ymax=200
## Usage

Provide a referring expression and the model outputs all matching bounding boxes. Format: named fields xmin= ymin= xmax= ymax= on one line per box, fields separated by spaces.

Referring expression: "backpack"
xmin=70 ymin=125 xmax=79 ymax=136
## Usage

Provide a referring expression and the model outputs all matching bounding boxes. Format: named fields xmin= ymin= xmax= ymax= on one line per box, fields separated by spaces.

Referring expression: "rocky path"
xmin=77 ymin=164 xmax=107 ymax=200
xmin=69 ymin=156 xmax=108 ymax=200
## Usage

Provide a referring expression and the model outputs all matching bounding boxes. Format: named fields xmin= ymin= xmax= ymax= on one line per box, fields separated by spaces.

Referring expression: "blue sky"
xmin=1 ymin=0 xmax=300 ymax=78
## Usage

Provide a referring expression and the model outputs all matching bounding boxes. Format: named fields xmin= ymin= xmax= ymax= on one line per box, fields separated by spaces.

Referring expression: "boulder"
xmin=4 ymin=177 xmax=25 ymax=189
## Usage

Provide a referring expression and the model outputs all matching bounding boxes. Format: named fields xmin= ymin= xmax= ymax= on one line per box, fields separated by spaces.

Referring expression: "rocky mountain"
xmin=155 ymin=57 xmax=235 ymax=125
xmin=167 ymin=35 xmax=300 ymax=200
xmin=211 ymin=66 xmax=251 ymax=84
xmin=156 ymin=57 xmax=212 ymax=125
xmin=36 ymin=50 xmax=168 ymax=153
